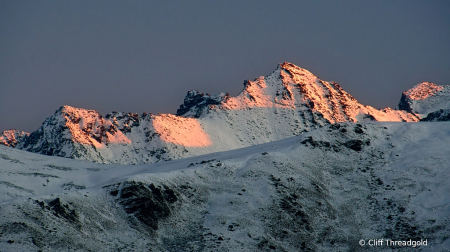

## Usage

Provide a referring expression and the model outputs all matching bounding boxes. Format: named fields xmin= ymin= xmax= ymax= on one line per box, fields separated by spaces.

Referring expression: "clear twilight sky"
xmin=1 ymin=0 xmax=449 ymax=133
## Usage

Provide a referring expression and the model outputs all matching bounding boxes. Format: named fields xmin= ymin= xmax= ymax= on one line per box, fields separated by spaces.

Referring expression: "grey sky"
xmin=1 ymin=0 xmax=449 ymax=132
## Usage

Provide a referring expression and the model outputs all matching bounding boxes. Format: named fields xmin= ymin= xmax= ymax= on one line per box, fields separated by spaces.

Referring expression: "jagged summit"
xmin=402 ymin=82 xmax=443 ymax=100
xmin=398 ymin=81 xmax=450 ymax=117
xmin=175 ymin=62 xmax=320 ymax=118
xmin=178 ymin=62 xmax=417 ymax=123
xmin=1 ymin=62 xmax=441 ymax=164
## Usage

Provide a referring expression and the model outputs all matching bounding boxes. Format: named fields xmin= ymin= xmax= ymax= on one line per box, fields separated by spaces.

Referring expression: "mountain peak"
xmin=402 ymin=82 xmax=443 ymax=100
xmin=216 ymin=63 xmax=414 ymax=123
xmin=398 ymin=82 xmax=450 ymax=116
xmin=278 ymin=62 xmax=315 ymax=77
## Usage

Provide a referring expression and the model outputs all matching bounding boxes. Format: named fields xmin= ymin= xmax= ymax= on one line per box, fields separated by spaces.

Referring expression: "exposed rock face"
xmin=176 ymin=90 xmax=229 ymax=117
xmin=1 ymin=62 xmax=422 ymax=164
xmin=420 ymin=109 xmax=450 ymax=122
xmin=114 ymin=181 xmax=179 ymax=231
xmin=398 ymin=82 xmax=450 ymax=117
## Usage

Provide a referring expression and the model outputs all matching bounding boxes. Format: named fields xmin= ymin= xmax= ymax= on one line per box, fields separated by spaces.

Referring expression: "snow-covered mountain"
xmin=1 ymin=62 xmax=449 ymax=251
xmin=398 ymin=81 xmax=450 ymax=119
xmin=1 ymin=63 xmax=423 ymax=165
xmin=1 ymin=121 xmax=449 ymax=251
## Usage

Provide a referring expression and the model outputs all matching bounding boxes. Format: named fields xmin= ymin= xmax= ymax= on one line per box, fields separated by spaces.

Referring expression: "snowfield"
xmin=1 ymin=121 xmax=449 ymax=251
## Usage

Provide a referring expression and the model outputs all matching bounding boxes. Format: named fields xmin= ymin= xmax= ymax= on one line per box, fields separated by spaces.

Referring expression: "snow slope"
xmin=1 ymin=121 xmax=449 ymax=251
xmin=1 ymin=63 xmax=420 ymax=165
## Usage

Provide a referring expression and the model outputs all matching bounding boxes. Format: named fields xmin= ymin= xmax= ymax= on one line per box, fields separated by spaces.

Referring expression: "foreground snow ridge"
xmin=2 ymin=62 xmax=447 ymax=165
xmin=1 ymin=122 xmax=449 ymax=251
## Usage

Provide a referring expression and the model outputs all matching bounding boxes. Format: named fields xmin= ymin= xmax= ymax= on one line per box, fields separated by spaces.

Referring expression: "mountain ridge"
xmin=2 ymin=62 xmax=443 ymax=164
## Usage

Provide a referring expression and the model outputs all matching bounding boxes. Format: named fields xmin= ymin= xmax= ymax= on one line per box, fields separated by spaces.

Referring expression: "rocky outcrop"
xmin=0 ymin=130 xmax=29 ymax=147
xmin=176 ymin=91 xmax=229 ymax=117
xmin=420 ymin=109 xmax=450 ymax=122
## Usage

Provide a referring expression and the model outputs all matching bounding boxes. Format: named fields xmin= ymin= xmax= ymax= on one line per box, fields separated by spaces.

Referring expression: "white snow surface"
xmin=1 ymin=121 xmax=449 ymax=251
